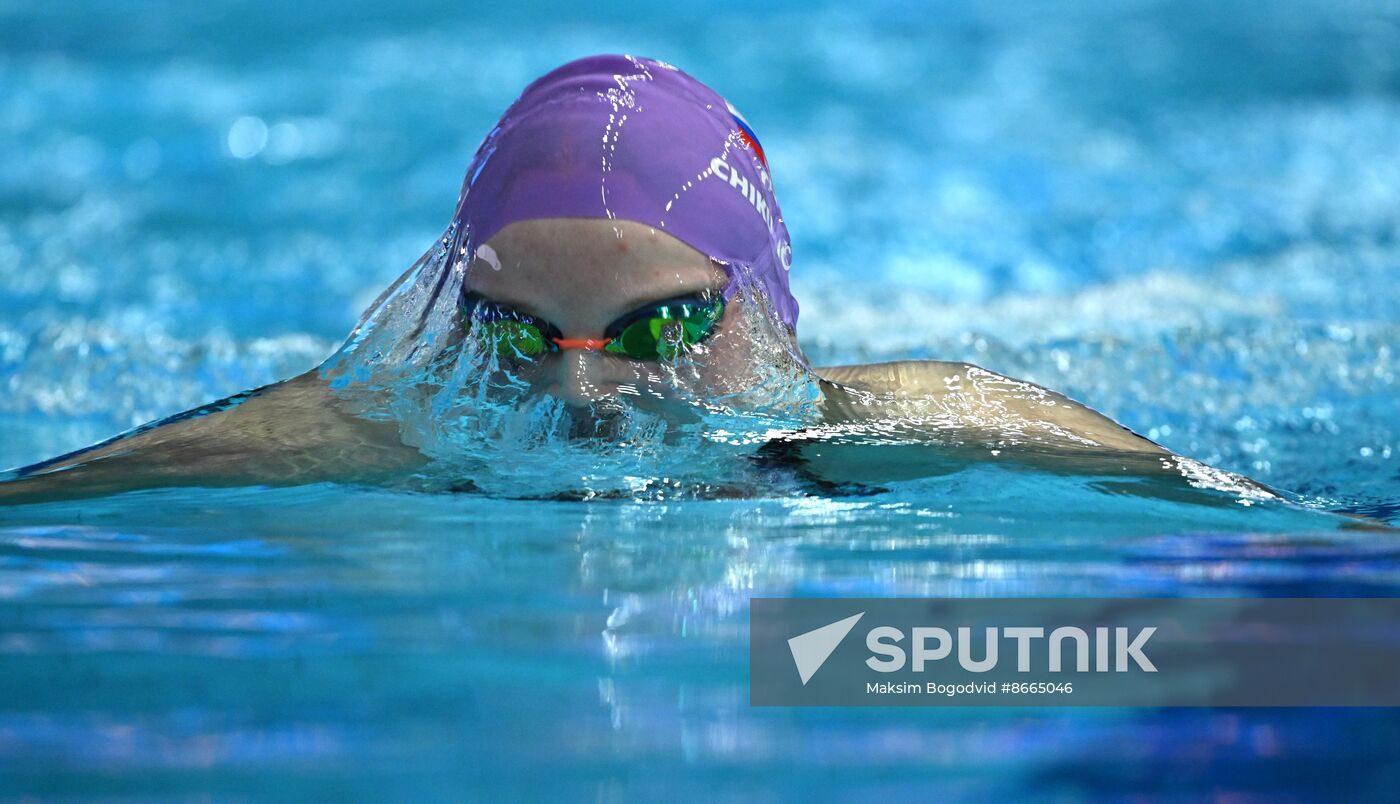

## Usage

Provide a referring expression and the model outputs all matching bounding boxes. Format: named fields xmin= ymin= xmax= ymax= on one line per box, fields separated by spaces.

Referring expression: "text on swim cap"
xmin=710 ymin=157 xmax=775 ymax=234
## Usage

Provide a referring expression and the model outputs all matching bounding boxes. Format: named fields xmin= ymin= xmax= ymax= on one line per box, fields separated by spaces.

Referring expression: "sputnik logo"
xmin=787 ymin=612 xmax=865 ymax=685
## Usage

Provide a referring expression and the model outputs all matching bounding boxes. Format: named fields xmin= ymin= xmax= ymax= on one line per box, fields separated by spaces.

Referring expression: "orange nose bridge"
xmin=553 ymin=337 xmax=612 ymax=351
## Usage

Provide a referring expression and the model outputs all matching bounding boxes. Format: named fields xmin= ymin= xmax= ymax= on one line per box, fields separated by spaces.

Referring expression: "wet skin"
xmin=0 ymin=217 xmax=1308 ymax=509
xmin=461 ymin=218 xmax=765 ymax=409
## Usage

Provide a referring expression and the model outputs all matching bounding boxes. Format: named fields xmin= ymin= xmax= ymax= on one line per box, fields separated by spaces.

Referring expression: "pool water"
xmin=1 ymin=0 xmax=1398 ymax=799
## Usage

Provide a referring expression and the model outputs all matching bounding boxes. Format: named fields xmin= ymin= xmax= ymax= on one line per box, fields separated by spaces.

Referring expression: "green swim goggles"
xmin=461 ymin=289 xmax=727 ymax=362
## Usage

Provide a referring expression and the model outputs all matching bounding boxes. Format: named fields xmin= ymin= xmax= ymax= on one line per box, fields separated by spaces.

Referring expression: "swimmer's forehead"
xmin=465 ymin=218 xmax=728 ymax=317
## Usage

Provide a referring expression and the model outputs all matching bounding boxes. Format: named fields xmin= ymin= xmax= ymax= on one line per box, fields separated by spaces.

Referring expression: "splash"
xmin=316 ymin=227 xmax=822 ymax=500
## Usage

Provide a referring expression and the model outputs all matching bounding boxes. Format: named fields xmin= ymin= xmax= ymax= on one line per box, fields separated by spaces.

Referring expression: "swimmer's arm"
xmin=807 ymin=360 xmax=1278 ymax=501
xmin=0 ymin=371 xmax=426 ymax=505
xmin=816 ymin=360 xmax=1169 ymax=455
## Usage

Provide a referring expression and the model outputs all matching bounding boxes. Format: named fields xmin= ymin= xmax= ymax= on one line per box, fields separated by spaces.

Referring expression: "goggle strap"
xmin=552 ymin=337 xmax=613 ymax=351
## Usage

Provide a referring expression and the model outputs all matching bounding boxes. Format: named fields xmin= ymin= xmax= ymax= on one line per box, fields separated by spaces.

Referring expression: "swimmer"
xmin=0 ymin=54 xmax=1275 ymax=505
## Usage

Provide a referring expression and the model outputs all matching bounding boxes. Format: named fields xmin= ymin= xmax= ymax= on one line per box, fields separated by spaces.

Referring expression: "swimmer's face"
xmin=463 ymin=218 xmax=769 ymax=409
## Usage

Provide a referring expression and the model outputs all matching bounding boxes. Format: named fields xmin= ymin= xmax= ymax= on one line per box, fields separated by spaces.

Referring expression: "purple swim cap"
xmin=454 ymin=54 xmax=798 ymax=330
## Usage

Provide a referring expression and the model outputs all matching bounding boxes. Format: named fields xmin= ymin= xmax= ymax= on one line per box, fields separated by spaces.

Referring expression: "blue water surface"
xmin=1 ymin=0 xmax=1398 ymax=800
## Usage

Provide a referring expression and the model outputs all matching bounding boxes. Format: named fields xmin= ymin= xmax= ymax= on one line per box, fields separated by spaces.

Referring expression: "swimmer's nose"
xmin=551 ymin=349 xmax=615 ymax=408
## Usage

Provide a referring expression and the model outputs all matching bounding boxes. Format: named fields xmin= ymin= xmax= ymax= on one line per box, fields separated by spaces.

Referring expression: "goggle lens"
xmin=479 ymin=319 xmax=548 ymax=360
xmin=605 ymin=298 xmax=724 ymax=361
xmin=463 ymin=293 xmax=725 ymax=363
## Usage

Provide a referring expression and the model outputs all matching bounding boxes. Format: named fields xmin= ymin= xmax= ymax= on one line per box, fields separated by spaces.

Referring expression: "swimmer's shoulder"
xmin=813 ymin=359 xmax=1168 ymax=455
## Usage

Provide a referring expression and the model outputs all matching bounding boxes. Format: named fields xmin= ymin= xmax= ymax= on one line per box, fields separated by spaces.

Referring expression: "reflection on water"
xmin=0 ymin=486 xmax=1394 ymax=797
